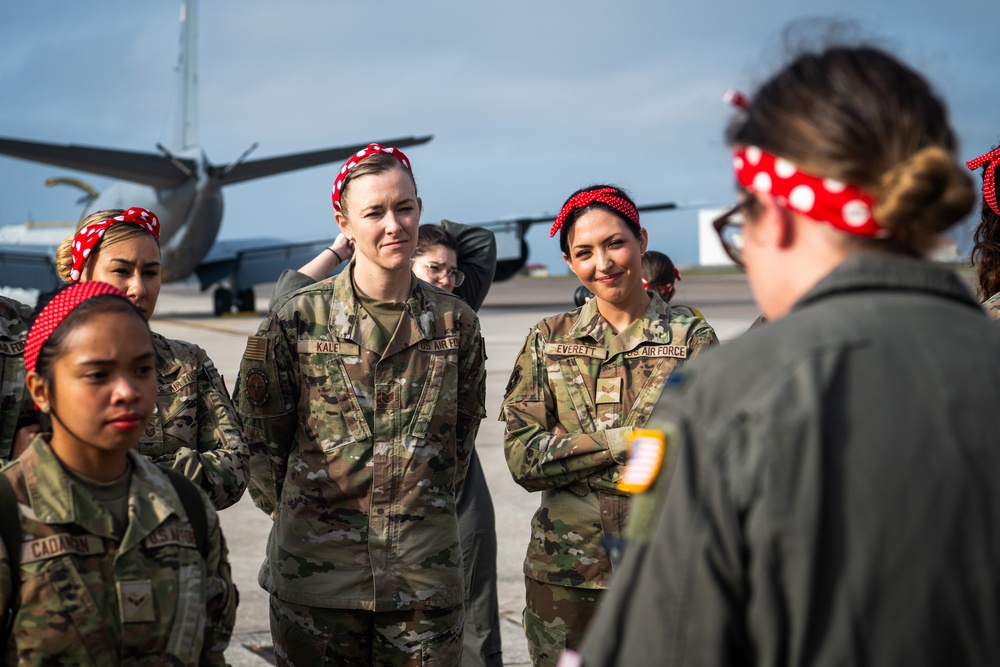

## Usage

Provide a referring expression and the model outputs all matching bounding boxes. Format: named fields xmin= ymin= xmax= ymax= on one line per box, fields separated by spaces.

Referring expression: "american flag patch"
xmin=617 ymin=429 xmax=666 ymax=494
xmin=244 ymin=336 xmax=267 ymax=361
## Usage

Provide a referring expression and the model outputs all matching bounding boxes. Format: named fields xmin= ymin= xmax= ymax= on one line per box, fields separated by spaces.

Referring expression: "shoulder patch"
xmin=504 ymin=365 xmax=523 ymax=399
xmin=617 ymin=429 xmax=666 ymax=494
xmin=243 ymin=368 xmax=270 ymax=406
xmin=243 ymin=336 xmax=268 ymax=362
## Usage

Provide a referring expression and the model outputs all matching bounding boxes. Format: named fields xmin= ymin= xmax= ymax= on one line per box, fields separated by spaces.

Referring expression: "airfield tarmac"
xmin=146 ymin=272 xmax=760 ymax=666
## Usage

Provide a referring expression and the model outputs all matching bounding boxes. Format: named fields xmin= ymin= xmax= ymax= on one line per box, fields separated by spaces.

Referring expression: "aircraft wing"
xmin=0 ymin=243 xmax=62 ymax=292
xmin=470 ymin=201 xmax=680 ymax=231
xmin=218 ymin=135 xmax=434 ymax=185
xmin=0 ymin=137 xmax=193 ymax=189
xmin=195 ymin=237 xmax=336 ymax=291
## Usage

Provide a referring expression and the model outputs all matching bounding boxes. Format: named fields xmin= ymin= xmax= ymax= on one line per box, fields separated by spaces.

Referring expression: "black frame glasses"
xmin=712 ymin=200 xmax=750 ymax=267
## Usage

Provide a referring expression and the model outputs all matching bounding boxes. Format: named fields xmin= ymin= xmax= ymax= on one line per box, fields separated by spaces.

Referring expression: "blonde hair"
xmin=55 ymin=209 xmax=160 ymax=283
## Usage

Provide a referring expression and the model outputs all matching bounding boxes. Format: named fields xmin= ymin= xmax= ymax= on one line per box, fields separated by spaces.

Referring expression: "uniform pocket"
xmin=300 ymin=354 xmax=371 ymax=453
xmin=138 ymin=369 xmax=198 ymax=458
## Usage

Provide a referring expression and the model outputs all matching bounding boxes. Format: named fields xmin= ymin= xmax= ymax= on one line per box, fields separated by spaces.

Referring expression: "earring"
xmin=42 ymin=404 xmax=50 ymax=413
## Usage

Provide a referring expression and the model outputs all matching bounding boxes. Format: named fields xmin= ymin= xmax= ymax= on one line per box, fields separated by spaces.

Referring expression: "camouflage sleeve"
xmin=268 ymin=269 xmax=316 ymax=311
xmin=688 ymin=319 xmax=721 ymax=356
xmin=501 ymin=327 xmax=630 ymax=493
xmin=200 ymin=498 xmax=238 ymax=665
xmin=0 ymin=523 xmax=9 ymax=630
xmin=232 ymin=312 xmax=297 ymax=517
xmin=454 ymin=315 xmax=488 ymax=497
xmin=165 ymin=352 xmax=250 ymax=510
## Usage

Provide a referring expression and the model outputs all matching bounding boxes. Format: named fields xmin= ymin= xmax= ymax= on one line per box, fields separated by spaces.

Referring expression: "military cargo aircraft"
xmin=0 ymin=0 xmax=431 ymax=315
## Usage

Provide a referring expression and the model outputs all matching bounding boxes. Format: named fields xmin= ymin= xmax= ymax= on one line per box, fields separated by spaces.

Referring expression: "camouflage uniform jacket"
xmin=234 ymin=266 xmax=487 ymax=611
xmin=0 ymin=436 xmax=237 ymax=666
xmin=982 ymin=291 xmax=1000 ymax=319
xmin=501 ymin=293 xmax=717 ymax=589
xmin=137 ymin=332 xmax=250 ymax=510
xmin=0 ymin=297 xmax=33 ymax=463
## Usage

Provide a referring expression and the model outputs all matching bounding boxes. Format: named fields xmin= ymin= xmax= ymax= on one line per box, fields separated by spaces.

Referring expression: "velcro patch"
xmin=544 ymin=343 xmax=608 ymax=359
xmin=624 ymin=344 xmax=688 ymax=359
xmin=618 ymin=429 xmax=666 ymax=494
xmin=118 ymin=580 xmax=156 ymax=623
xmin=0 ymin=339 xmax=25 ymax=356
xmin=243 ymin=336 xmax=268 ymax=362
xmin=21 ymin=534 xmax=104 ymax=564
xmin=297 ymin=340 xmax=360 ymax=356
xmin=596 ymin=377 xmax=622 ymax=404
xmin=146 ymin=525 xmax=198 ymax=549
xmin=418 ymin=336 xmax=460 ymax=352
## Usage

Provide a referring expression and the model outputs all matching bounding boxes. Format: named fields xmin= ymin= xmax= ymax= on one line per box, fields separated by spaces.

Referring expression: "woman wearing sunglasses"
xmin=500 ymin=184 xmax=717 ymax=665
xmin=578 ymin=44 xmax=1000 ymax=667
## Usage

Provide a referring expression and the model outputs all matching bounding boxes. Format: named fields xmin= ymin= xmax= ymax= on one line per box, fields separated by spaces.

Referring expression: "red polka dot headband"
xmin=24 ymin=281 xmax=128 ymax=373
xmin=733 ymin=146 xmax=885 ymax=239
xmin=69 ymin=207 xmax=161 ymax=283
xmin=966 ymin=146 xmax=1000 ymax=216
xmin=550 ymin=188 xmax=640 ymax=238
xmin=331 ymin=143 xmax=413 ymax=212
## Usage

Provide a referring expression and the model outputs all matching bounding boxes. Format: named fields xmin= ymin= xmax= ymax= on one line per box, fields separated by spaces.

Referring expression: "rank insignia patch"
xmin=618 ymin=429 xmax=666 ymax=494
xmin=244 ymin=368 xmax=270 ymax=406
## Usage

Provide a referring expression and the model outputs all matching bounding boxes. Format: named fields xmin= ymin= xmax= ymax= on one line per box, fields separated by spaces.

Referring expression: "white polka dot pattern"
xmin=69 ymin=207 xmax=161 ymax=284
xmin=549 ymin=187 xmax=641 ymax=238
xmin=24 ymin=281 xmax=127 ymax=372
xmin=733 ymin=145 xmax=885 ymax=239
xmin=331 ymin=143 xmax=414 ymax=212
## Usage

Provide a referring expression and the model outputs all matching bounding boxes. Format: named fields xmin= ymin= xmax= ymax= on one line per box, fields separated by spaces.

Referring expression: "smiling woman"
xmin=500 ymin=184 xmax=718 ymax=666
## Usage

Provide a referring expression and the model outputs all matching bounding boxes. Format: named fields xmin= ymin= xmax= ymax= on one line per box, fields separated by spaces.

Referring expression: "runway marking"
xmin=152 ymin=317 xmax=256 ymax=337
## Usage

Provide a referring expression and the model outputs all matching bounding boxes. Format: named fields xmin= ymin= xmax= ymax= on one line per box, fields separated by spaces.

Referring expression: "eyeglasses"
xmin=412 ymin=259 xmax=465 ymax=287
xmin=712 ymin=198 xmax=753 ymax=267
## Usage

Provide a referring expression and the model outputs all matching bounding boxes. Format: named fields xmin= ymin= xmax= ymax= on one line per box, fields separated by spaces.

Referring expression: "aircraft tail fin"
xmin=217 ymin=135 xmax=434 ymax=185
xmin=174 ymin=0 xmax=198 ymax=152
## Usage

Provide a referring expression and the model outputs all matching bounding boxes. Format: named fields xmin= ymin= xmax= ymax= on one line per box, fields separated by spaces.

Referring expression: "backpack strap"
xmin=161 ymin=468 xmax=209 ymax=560
xmin=0 ymin=472 xmax=22 ymax=656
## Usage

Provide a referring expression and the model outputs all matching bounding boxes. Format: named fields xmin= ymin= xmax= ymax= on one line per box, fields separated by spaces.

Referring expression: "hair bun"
xmin=874 ymin=146 xmax=975 ymax=237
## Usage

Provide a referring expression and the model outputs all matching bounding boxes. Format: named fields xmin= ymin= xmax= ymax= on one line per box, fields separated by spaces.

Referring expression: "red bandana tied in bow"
xmin=643 ymin=267 xmax=681 ymax=298
xmin=550 ymin=188 xmax=640 ymax=238
xmin=733 ymin=146 xmax=885 ymax=239
xmin=966 ymin=147 xmax=1000 ymax=216
xmin=69 ymin=207 xmax=161 ymax=283
xmin=24 ymin=282 xmax=128 ymax=373
xmin=331 ymin=144 xmax=413 ymax=212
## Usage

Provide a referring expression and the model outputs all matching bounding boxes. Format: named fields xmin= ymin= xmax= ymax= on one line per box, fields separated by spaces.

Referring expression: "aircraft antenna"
xmin=173 ymin=0 xmax=199 ymax=152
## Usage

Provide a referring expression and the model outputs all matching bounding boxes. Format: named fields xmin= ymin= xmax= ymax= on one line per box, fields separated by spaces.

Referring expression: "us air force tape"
xmin=617 ymin=428 xmax=666 ymax=494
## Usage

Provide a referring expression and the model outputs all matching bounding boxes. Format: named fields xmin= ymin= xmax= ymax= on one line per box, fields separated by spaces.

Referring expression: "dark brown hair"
xmin=727 ymin=43 xmax=974 ymax=254
xmin=558 ymin=184 xmax=641 ymax=255
xmin=971 ymin=146 xmax=1000 ymax=300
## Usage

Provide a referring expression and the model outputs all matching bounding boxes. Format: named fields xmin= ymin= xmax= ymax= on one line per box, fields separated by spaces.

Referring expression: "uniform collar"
xmin=17 ymin=435 xmax=191 ymax=549
xmin=794 ymin=252 xmax=979 ymax=313
xmin=328 ymin=264 xmax=436 ymax=356
xmin=568 ymin=292 xmax=675 ymax=354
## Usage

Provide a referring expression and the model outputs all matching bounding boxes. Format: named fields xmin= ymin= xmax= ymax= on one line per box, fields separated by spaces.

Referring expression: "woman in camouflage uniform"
xmin=969 ymin=144 xmax=1000 ymax=318
xmin=0 ymin=281 xmax=236 ymax=665
xmin=54 ymin=207 xmax=249 ymax=510
xmin=500 ymin=185 xmax=718 ymax=666
xmin=235 ymin=144 xmax=487 ymax=666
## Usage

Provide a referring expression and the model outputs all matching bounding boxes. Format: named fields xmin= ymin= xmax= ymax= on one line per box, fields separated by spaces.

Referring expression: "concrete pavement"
xmin=146 ymin=273 xmax=759 ymax=666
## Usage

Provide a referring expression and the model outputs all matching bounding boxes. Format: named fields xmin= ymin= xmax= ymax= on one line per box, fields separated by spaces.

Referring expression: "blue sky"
xmin=1 ymin=0 xmax=997 ymax=273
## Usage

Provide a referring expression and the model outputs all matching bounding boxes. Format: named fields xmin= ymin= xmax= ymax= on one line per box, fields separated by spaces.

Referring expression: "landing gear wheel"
xmin=213 ymin=288 xmax=232 ymax=316
xmin=236 ymin=287 xmax=255 ymax=313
